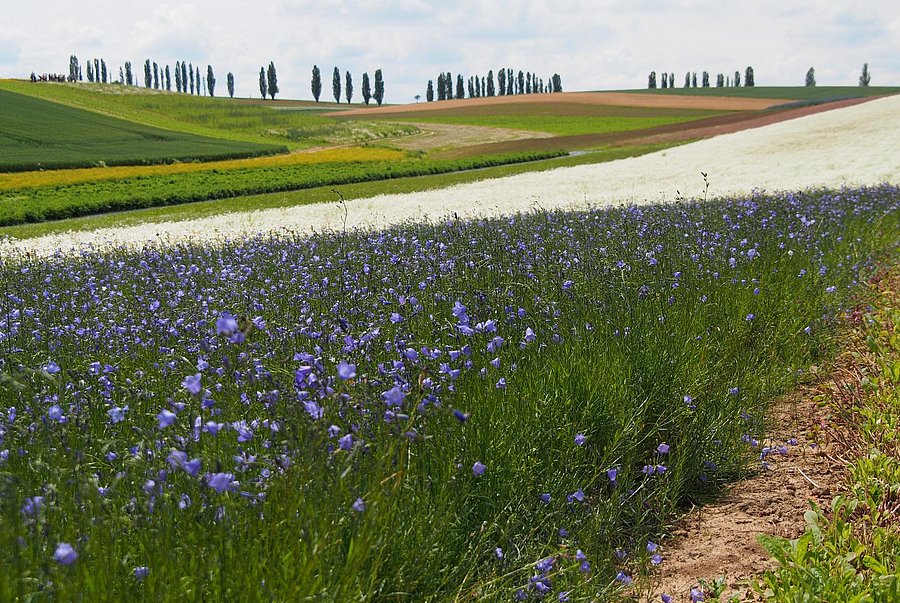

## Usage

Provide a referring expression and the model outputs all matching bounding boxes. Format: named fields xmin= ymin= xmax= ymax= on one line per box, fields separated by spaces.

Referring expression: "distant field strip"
xmin=0 ymin=151 xmax=564 ymax=226
xmin=0 ymin=89 xmax=284 ymax=171
xmin=0 ymin=147 xmax=407 ymax=190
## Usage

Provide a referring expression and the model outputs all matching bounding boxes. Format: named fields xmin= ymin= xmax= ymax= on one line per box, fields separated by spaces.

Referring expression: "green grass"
xmin=755 ymin=269 xmax=900 ymax=601
xmin=378 ymin=114 xmax=716 ymax=136
xmin=0 ymin=80 xmax=416 ymax=149
xmin=0 ymin=89 xmax=284 ymax=171
xmin=620 ymin=85 xmax=900 ymax=102
xmin=0 ymin=143 xmax=681 ymax=239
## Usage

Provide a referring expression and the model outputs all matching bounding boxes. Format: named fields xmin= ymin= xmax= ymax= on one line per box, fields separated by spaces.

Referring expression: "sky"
xmin=2 ymin=1 xmax=898 ymax=103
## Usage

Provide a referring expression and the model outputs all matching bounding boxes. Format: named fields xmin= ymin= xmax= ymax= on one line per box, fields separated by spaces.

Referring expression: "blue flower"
xmin=352 ymin=497 xmax=366 ymax=513
xmin=107 ymin=406 xmax=127 ymax=424
xmin=337 ymin=361 xmax=356 ymax=380
xmin=657 ymin=442 xmax=670 ymax=455
xmin=338 ymin=434 xmax=353 ymax=451
xmin=42 ymin=361 xmax=61 ymax=374
xmin=452 ymin=409 xmax=470 ymax=422
xmin=21 ymin=496 xmax=44 ymax=516
xmin=207 ymin=472 xmax=235 ymax=493
xmin=472 ymin=461 xmax=486 ymax=476
xmin=615 ymin=571 xmax=632 ymax=585
xmin=607 ymin=467 xmax=618 ymax=483
xmin=157 ymin=409 xmax=176 ymax=429
xmin=382 ymin=386 xmax=406 ymax=408
xmin=574 ymin=433 xmax=586 ymax=446
xmin=181 ymin=373 xmax=202 ymax=395
xmin=216 ymin=313 xmax=238 ymax=336
xmin=134 ymin=566 xmax=149 ymax=581
xmin=53 ymin=542 xmax=77 ymax=566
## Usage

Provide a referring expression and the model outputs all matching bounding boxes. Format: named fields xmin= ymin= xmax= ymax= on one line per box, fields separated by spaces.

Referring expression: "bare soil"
xmin=384 ymin=122 xmax=552 ymax=152
xmin=328 ymin=91 xmax=789 ymax=117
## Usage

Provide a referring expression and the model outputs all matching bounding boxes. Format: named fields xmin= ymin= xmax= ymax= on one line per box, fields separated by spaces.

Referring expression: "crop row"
xmin=0 ymin=185 xmax=896 ymax=599
xmin=0 ymin=151 xmax=565 ymax=226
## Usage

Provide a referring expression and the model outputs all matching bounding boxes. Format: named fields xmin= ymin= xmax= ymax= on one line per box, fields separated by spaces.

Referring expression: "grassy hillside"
xmin=621 ymin=85 xmax=900 ymax=102
xmin=0 ymin=80 xmax=416 ymax=149
xmin=0 ymin=89 xmax=284 ymax=171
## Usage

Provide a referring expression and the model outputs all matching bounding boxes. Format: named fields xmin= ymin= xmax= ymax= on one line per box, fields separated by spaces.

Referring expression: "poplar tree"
xmin=311 ymin=65 xmax=322 ymax=101
xmin=648 ymin=71 xmax=657 ymax=89
xmin=189 ymin=63 xmax=194 ymax=94
xmin=684 ymin=72 xmax=690 ymax=87
xmin=196 ymin=66 xmax=201 ymax=95
xmin=125 ymin=61 xmax=134 ymax=86
xmin=497 ymin=68 xmax=506 ymax=96
xmin=745 ymin=66 xmax=754 ymax=86
xmin=345 ymin=70 xmax=353 ymax=103
xmin=456 ymin=74 xmax=464 ymax=99
xmin=859 ymin=63 xmax=870 ymax=86
xmin=717 ymin=73 xmax=724 ymax=87
xmin=734 ymin=70 xmax=740 ymax=87
xmin=165 ymin=65 xmax=171 ymax=91
xmin=487 ymin=70 xmax=495 ymax=96
xmin=437 ymin=73 xmax=445 ymax=101
xmin=207 ymin=65 xmax=216 ymax=96
xmin=426 ymin=79 xmax=434 ymax=102
xmin=361 ymin=72 xmax=371 ymax=105
xmin=101 ymin=59 xmax=108 ymax=83
xmin=87 ymin=61 xmax=94 ymax=83
xmin=552 ymin=74 xmax=562 ymax=92
xmin=181 ymin=63 xmax=187 ymax=92
xmin=805 ymin=67 xmax=816 ymax=87
xmin=692 ymin=72 xmax=697 ymax=87
xmin=227 ymin=72 xmax=234 ymax=98
xmin=661 ymin=72 xmax=668 ymax=88
xmin=702 ymin=71 xmax=709 ymax=87
xmin=332 ymin=67 xmax=341 ymax=102
xmin=259 ymin=67 xmax=267 ymax=99
xmin=266 ymin=62 xmax=278 ymax=99
xmin=175 ymin=61 xmax=182 ymax=92
xmin=144 ymin=60 xmax=152 ymax=88
xmin=153 ymin=62 xmax=159 ymax=89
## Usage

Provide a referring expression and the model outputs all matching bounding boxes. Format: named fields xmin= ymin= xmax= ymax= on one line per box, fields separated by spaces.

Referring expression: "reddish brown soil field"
xmin=429 ymin=96 xmax=877 ymax=159
xmin=329 ymin=91 xmax=788 ymax=117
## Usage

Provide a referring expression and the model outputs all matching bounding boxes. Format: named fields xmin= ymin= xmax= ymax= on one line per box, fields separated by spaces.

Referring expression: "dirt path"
xmin=648 ymin=388 xmax=844 ymax=601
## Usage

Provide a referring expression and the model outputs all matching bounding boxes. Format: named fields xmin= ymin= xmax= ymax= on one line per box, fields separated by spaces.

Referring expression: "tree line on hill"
xmin=308 ymin=66 xmax=385 ymax=105
xmin=648 ymin=66 xmax=756 ymax=89
xmin=423 ymin=69 xmax=562 ymax=102
xmin=66 ymin=55 xmax=235 ymax=98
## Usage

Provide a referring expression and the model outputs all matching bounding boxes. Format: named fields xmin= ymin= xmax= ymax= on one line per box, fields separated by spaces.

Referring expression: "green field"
xmin=370 ymin=102 xmax=725 ymax=136
xmin=622 ymin=85 xmax=900 ymax=102
xmin=0 ymin=89 xmax=285 ymax=171
xmin=0 ymin=80 xmax=416 ymax=149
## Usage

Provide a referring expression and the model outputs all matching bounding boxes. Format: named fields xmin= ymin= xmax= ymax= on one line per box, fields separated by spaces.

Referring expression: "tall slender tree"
xmin=125 ymin=61 xmax=134 ymax=86
xmin=144 ymin=60 xmax=152 ymax=88
xmin=189 ymin=63 xmax=195 ymax=94
xmin=181 ymin=63 xmax=187 ymax=92
xmin=311 ymin=65 xmax=322 ymax=102
xmin=487 ymin=70 xmax=495 ymax=96
xmin=87 ymin=61 xmax=95 ymax=83
xmin=517 ymin=70 xmax=525 ymax=95
xmin=497 ymin=68 xmax=506 ymax=96
xmin=702 ymin=71 xmax=709 ymax=87
xmin=661 ymin=72 xmax=668 ymax=88
xmin=426 ymin=79 xmax=434 ymax=102
xmin=207 ymin=65 xmax=216 ymax=96
xmin=175 ymin=61 xmax=182 ymax=92
xmin=436 ymin=73 xmax=445 ymax=101
xmin=153 ymin=62 xmax=159 ymax=89
xmin=805 ymin=67 xmax=816 ymax=87
xmin=717 ymin=73 xmax=724 ymax=87
xmin=456 ymin=74 xmax=464 ymax=99
xmin=859 ymin=63 xmax=871 ymax=86
xmin=373 ymin=69 xmax=384 ymax=105
xmin=101 ymin=59 xmax=108 ymax=83
xmin=648 ymin=71 xmax=657 ymax=89
xmin=259 ymin=67 xmax=267 ymax=99
xmin=734 ymin=70 xmax=740 ymax=87
xmin=744 ymin=66 xmax=754 ymax=86
xmin=266 ymin=62 xmax=278 ymax=99
xmin=332 ymin=67 xmax=341 ymax=102
xmin=227 ymin=72 xmax=234 ymax=98
xmin=196 ymin=66 xmax=201 ymax=95
xmin=692 ymin=72 xmax=698 ymax=87
xmin=344 ymin=70 xmax=353 ymax=103
xmin=118 ymin=66 xmax=124 ymax=84
xmin=361 ymin=72 xmax=371 ymax=105
xmin=165 ymin=65 xmax=171 ymax=91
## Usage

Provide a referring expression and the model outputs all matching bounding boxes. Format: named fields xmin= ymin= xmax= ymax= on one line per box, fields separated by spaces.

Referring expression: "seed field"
xmin=0 ymin=89 xmax=284 ymax=171
xmin=1 ymin=185 xmax=897 ymax=600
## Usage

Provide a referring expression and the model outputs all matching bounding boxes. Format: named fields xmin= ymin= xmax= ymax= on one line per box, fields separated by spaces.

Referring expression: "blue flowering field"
xmin=0 ymin=185 xmax=897 ymax=600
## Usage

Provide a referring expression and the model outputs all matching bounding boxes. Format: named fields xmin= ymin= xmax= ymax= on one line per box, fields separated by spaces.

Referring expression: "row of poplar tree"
xmin=67 ymin=55 xmax=236 ymax=97
xmin=648 ymin=66 xmax=756 ymax=89
xmin=425 ymin=69 xmax=562 ymax=102
xmin=306 ymin=66 xmax=385 ymax=105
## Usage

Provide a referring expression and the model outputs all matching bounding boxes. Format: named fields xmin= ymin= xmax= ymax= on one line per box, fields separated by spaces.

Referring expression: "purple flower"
xmin=558 ymin=592 xmax=570 ymax=602
xmin=651 ymin=554 xmax=662 ymax=565
xmin=216 ymin=313 xmax=238 ymax=336
xmin=337 ymin=361 xmax=356 ymax=380
xmin=495 ymin=547 xmax=504 ymax=560
xmin=647 ymin=541 xmax=658 ymax=553
xmin=615 ymin=571 xmax=632 ymax=585
xmin=562 ymin=280 xmax=574 ymax=290
xmin=472 ymin=461 xmax=486 ymax=476
xmin=539 ymin=493 xmax=551 ymax=504
xmin=662 ymin=595 xmax=673 ymax=603
xmin=108 ymin=406 xmax=127 ymax=424
xmin=657 ymin=443 xmax=670 ymax=455
xmin=825 ymin=285 xmax=837 ymax=293
xmin=43 ymin=361 xmax=61 ymax=374
xmin=181 ymin=373 xmax=202 ymax=395
xmin=156 ymin=409 xmax=176 ymax=429
xmin=47 ymin=405 xmax=64 ymax=422
xmin=382 ymin=386 xmax=406 ymax=408
xmin=574 ymin=433 xmax=586 ymax=446
xmin=53 ymin=542 xmax=77 ymax=566
xmin=452 ymin=409 xmax=470 ymax=422
xmin=21 ymin=496 xmax=44 ymax=516
xmin=567 ymin=489 xmax=585 ymax=503
xmin=607 ymin=467 xmax=618 ymax=483
xmin=338 ymin=434 xmax=353 ymax=451
xmin=207 ymin=472 xmax=235 ymax=493
xmin=536 ymin=556 xmax=555 ymax=573
xmin=352 ymin=497 xmax=366 ymax=513
xmin=134 ymin=566 xmax=149 ymax=580
xmin=690 ymin=588 xmax=705 ymax=602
